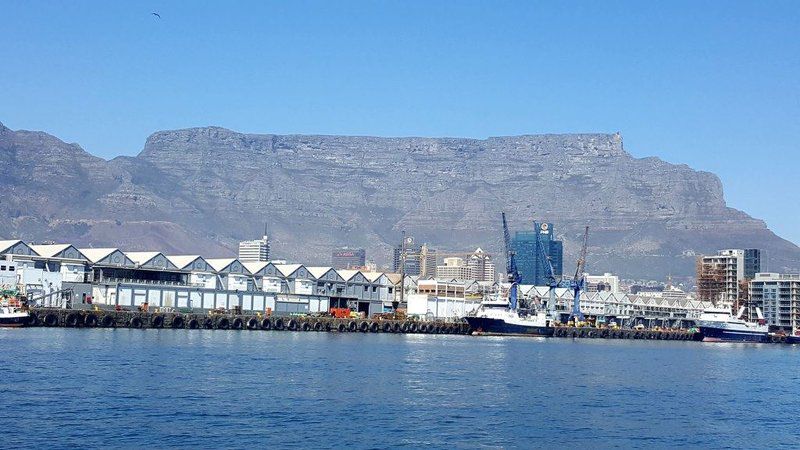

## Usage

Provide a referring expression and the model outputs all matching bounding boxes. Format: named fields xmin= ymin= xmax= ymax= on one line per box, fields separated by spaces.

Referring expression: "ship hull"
xmin=465 ymin=317 xmax=554 ymax=337
xmin=699 ymin=326 xmax=767 ymax=343
xmin=786 ymin=335 xmax=800 ymax=345
xmin=0 ymin=315 xmax=28 ymax=328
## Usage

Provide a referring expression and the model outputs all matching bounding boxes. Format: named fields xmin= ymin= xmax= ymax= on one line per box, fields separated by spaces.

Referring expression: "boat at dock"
xmin=0 ymin=296 xmax=29 ymax=328
xmin=464 ymin=298 xmax=554 ymax=337
xmin=696 ymin=306 xmax=768 ymax=343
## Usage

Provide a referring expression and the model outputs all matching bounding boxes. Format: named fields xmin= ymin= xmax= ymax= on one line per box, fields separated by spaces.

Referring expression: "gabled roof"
xmin=207 ymin=258 xmax=236 ymax=272
xmin=166 ymin=255 xmax=208 ymax=270
xmin=0 ymin=240 xmax=39 ymax=256
xmin=306 ymin=266 xmax=340 ymax=280
xmin=28 ymin=244 xmax=68 ymax=258
xmin=0 ymin=240 xmax=19 ymax=253
xmin=361 ymin=272 xmax=384 ymax=283
xmin=243 ymin=261 xmax=271 ymax=275
xmin=29 ymin=244 xmax=86 ymax=261
xmin=205 ymin=258 xmax=251 ymax=275
xmin=125 ymin=251 xmax=177 ymax=270
xmin=274 ymin=264 xmax=304 ymax=278
xmin=385 ymin=273 xmax=402 ymax=285
xmin=79 ymin=248 xmax=121 ymax=264
xmin=336 ymin=269 xmax=360 ymax=282
xmin=125 ymin=252 xmax=162 ymax=265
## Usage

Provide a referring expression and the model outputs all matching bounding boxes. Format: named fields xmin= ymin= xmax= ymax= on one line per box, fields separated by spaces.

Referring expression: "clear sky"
xmin=1 ymin=1 xmax=798 ymax=244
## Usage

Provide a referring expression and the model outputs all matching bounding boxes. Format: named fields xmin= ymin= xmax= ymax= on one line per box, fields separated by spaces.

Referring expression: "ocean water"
xmin=2 ymin=328 xmax=798 ymax=449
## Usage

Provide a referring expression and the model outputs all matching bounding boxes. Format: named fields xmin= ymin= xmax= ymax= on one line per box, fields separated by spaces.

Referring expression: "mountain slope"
xmin=1 ymin=121 xmax=797 ymax=278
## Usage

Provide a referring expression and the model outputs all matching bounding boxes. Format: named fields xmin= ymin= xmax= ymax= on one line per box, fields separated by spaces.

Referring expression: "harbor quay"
xmin=1 ymin=238 xmax=797 ymax=344
xmin=25 ymin=306 xmax=708 ymax=342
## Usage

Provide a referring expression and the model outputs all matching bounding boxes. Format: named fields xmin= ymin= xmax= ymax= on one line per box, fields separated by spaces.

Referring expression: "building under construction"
xmin=696 ymin=257 xmax=726 ymax=304
xmin=696 ymin=249 xmax=761 ymax=308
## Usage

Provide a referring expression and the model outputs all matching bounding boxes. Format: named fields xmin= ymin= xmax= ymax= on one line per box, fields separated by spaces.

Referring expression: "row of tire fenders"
xmin=552 ymin=327 xmax=698 ymax=340
xmin=28 ymin=312 xmax=468 ymax=335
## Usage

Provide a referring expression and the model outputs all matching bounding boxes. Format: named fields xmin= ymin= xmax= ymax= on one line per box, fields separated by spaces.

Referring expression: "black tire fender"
xmin=44 ymin=313 xmax=58 ymax=327
xmin=151 ymin=315 xmax=165 ymax=328
xmin=65 ymin=313 xmax=80 ymax=327
xmin=171 ymin=316 xmax=185 ymax=329
xmin=129 ymin=317 xmax=143 ymax=329
xmin=216 ymin=317 xmax=230 ymax=329
xmin=101 ymin=315 xmax=115 ymax=328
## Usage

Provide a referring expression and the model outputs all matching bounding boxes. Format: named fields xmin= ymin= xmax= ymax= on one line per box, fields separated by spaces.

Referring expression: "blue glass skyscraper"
xmin=511 ymin=222 xmax=563 ymax=285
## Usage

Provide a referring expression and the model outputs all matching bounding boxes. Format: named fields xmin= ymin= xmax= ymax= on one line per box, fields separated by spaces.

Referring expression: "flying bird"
xmin=151 ymin=12 xmax=161 ymax=19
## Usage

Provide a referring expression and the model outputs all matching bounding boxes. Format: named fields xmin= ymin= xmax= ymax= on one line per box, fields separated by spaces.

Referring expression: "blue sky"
xmin=1 ymin=1 xmax=798 ymax=244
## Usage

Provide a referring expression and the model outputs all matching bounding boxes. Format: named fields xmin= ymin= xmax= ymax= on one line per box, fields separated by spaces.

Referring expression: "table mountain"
xmin=1 ymin=121 xmax=797 ymax=278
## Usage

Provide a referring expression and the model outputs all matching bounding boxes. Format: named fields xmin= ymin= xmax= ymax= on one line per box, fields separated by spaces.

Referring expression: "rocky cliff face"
xmin=1 ymin=121 xmax=797 ymax=278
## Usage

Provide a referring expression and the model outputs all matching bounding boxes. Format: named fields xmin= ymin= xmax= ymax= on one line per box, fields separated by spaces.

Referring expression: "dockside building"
xmin=749 ymin=273 xmax=799 ymax=331
xmin=0 ymin=239 xmax=396 ymax=317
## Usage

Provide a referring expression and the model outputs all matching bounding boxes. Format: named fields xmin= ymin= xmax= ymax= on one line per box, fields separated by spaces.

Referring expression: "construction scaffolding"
xmin=696 ymin=258 xmax=726 ymax=305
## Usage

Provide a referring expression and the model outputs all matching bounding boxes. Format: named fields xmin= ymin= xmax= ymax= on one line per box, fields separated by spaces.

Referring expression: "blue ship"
xmin=696 ymin=306 xmax=768 ymax=343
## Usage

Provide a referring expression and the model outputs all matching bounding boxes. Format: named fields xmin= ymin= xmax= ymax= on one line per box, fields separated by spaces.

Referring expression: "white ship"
xmin=696 ymin=306 xmax=768 ymax=343
xmin=0 ymin=296 xmax=29 ymax=327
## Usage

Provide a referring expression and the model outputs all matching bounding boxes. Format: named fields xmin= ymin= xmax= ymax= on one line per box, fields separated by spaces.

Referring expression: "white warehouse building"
xmin=0 ymin=238 xmax=398 ymax=317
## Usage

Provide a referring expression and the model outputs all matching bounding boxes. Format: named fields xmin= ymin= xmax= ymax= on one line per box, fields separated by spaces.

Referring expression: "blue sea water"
xmin=2 ymin=328 xmax=798 ymax=449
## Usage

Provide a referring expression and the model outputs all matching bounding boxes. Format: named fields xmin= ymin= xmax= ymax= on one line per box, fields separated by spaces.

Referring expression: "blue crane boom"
xmin=534 ymin=221 xmax=560 ymax=317
xmin=569 ymin=226 xmax=589 ymax=322
xmin=501 ymin=212 xmax=520 ymax=310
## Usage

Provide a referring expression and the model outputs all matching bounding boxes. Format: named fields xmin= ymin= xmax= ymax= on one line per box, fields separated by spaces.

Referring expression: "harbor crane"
xmin=501 ymin=212 xmax=520 ymax=310
xmin=568 ymin=226 xmax=590 ymax=323
xmin=534 ymin=221 xmax=560 ymax=318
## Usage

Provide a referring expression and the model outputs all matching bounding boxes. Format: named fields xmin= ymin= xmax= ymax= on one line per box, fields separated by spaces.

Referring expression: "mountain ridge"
xmin=1 ymin=121 xmax=797 ymax=278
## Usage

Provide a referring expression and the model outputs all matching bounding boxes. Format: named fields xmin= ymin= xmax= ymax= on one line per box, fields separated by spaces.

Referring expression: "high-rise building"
xmin=749 ymin=273 xmax=800 ymax=330
xmin=331 ymin=248 xmax=366 ymax=269
xmin=697 ymin=248 xmax=762 ymax=307
xmin=419 ymin=244 xmax=437 ymax=278
xmin=436 ymin=257 xmax=473 ymax=279
xmin=744 ymin=249 xmax=762 ymax=279
xmin=392 ymin=239 xmax=436 ymax=277
xmin=238 ymin=236 xmax=270 ymax=262
xmin=511 ymin=222 xmax=563 ymax=285
xmin=466 ymin=248 xmax=495 ymax=282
